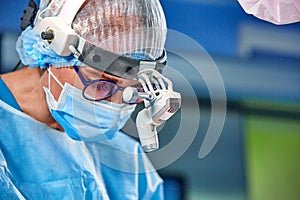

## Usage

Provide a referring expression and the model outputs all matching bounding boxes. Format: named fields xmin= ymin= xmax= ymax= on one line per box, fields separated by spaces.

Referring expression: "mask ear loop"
xmin=47 ymin=67 xmax=64 ymax=93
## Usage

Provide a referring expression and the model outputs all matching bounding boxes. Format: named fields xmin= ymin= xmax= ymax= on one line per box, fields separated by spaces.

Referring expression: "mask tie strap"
xmin=47 ymin=67 xmax=64 ymax=93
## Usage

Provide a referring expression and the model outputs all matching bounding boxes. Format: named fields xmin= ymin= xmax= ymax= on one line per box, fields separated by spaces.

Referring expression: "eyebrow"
xmin=83 ymin=67 xmax=103 ymax=78
xmin=83 ymin=67 xmax=124 ymax=84
xmin=81 ymin=66 xmax=142 ymax=88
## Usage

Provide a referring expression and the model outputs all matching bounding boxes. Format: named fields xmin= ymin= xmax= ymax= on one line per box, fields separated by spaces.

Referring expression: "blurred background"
xmin=1 ymin=0 xmax=299 ymax=200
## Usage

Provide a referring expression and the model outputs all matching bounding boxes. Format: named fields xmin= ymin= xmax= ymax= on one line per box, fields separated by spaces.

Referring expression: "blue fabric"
xmin=0 ymin=99 xmax=164 ymax=199
xmin=0 ymin=77 xmax=21 ymax=111
xmin=43 ymin=83 xmax=136 ymax=142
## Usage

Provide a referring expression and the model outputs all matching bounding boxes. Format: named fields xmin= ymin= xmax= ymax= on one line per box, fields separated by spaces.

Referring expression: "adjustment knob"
xmin=41 ymin=31 xmax=54 ymax=41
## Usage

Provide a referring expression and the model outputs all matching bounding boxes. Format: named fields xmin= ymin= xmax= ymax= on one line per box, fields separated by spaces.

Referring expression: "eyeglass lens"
xmin=74 ymin=66 xmax=144 ymax=103
xmin=83 ymin=80 xmax=119 ymax=101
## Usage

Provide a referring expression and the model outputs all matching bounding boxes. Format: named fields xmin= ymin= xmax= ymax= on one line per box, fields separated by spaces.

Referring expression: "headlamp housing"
xmin=35 ymin=15 xmax=167 ymax=79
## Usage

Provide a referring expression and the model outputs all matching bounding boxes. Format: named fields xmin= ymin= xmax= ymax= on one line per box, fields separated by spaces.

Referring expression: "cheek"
xmin=107 ymin=90 xmax=123 ymax=104
xmin=73 ymin=77 xmax=85 ymax=90
xmin=65 ymin=71 xmax=85 ymax=90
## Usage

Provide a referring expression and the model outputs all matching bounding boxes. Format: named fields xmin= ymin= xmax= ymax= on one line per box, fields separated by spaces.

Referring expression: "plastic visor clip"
xmin=20 ymin=0 xmax=38 ymax=30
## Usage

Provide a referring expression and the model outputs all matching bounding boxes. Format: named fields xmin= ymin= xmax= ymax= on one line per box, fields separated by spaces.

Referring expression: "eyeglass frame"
xmin=73 ymin=65 xmax=142 ymax=103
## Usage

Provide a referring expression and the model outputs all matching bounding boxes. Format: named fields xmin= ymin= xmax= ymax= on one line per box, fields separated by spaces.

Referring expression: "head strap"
xmin=20 ymin=0 xmax=38 ymax=30
xmin=75 ymin=41 xmax=167 ymax=79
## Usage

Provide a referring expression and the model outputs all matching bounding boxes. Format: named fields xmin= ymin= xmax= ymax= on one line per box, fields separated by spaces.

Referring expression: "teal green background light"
xmin=245 ymin=116 xmax=300 ymax=200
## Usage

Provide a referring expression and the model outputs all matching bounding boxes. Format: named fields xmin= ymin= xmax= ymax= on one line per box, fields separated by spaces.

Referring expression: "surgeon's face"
xmin=48 ymin=66 xmax=141 ymax=104
xmin=73 ymin=66 xmax=141 ymax=104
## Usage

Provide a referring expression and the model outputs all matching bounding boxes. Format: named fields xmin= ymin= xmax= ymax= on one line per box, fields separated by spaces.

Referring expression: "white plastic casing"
xmin=36 ymin=17 xmax=78 ymax=56
xmin=150 ymin=90 xmax=181 ymax=124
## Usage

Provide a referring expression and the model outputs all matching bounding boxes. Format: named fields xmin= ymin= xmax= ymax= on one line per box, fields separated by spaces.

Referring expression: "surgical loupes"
xmin=123 ymin=68 xmax=181 ymax=152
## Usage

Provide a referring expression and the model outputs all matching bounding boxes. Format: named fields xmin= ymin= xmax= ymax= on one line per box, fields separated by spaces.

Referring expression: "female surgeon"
xmin=0 ymin=0 xmax=167 ymax=199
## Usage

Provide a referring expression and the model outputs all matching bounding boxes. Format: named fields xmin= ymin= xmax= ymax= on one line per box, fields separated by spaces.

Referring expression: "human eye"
xmin=84 ymin=81 xmax=114 ymax=100
xmin=90 ymin=81 xmax=107 ymax=92
xmin=101 ymin=81 xmax=113 ymax=91
xmin=92 ymin=80 xmax=117 ymax=94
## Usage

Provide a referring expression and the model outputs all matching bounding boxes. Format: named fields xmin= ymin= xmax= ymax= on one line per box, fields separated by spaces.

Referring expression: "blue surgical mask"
xmin=43 ymin=70 xmax=136 ymax=142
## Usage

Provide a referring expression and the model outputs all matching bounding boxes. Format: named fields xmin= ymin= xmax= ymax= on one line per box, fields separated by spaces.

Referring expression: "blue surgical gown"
xmin=0 ymin=99 xmax=164 ymax=199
